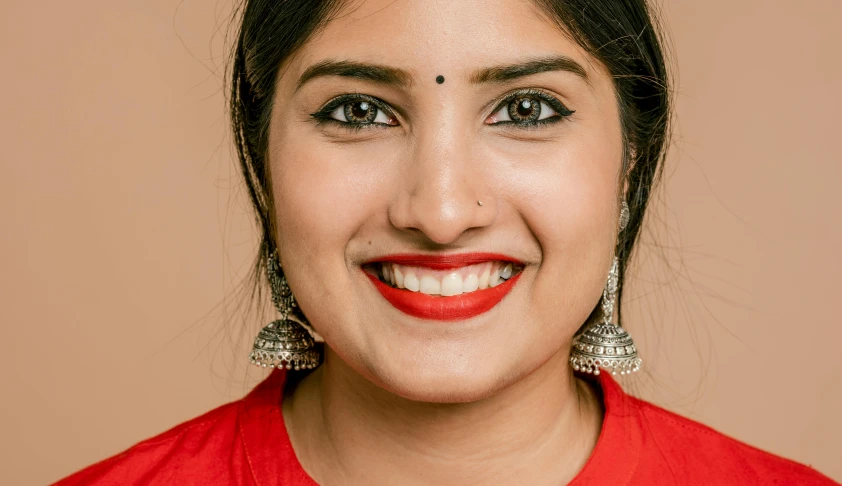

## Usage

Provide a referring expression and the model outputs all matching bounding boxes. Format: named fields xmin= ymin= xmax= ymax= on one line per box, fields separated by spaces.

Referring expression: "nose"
xmin=388 ymin=124 xmax=495 ymax=245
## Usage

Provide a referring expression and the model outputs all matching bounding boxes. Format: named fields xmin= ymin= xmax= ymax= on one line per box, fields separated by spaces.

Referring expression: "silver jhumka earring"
xmin=249 ymin=251 xmax=320 ymax=370
xmin=569 ymin=201 xmax=642 ymax=376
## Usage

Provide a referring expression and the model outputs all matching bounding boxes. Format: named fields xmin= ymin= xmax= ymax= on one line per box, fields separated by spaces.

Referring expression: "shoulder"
xmin=53 ymin=399 xmax=248 ymax=486
xmin=629 ymin=396 xmax=838 ymax=485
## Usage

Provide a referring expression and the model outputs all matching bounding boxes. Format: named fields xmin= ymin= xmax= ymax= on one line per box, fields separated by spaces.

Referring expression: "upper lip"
xmin=362 ymin=252 xmax=524 ymax=270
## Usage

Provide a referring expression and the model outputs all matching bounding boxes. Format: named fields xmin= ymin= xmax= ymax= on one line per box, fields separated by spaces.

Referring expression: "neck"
xmin=283 ymin=349 xmax=603 ymax=486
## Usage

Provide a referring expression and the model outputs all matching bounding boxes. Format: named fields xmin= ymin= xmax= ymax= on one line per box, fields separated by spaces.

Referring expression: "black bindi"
xmin=435 ymin=75 xmax=445 ymax=84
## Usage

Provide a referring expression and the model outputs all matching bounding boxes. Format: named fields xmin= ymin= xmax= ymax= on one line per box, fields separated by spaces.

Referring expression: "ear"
xmin=622 ymin=144 xmax=637 ymax=200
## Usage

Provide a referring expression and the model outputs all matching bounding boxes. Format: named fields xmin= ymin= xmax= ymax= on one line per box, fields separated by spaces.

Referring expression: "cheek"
xmin=527 ymin=148 xmax=619 ymax=253
xmin=270 ymin=129 xmax=389 ymax=265
xmin=267 ymin=123 xmax=402 ymax=338
xmin=525 ymin=163 xmax=616 ymax=328
xmin=499 ymin=118 xmax=623 ymax=256
xmin=500 ymin=115 xmax=623 ymax=329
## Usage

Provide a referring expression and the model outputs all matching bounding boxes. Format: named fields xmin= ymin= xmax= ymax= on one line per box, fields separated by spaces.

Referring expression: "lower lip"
xmin=364 ymin=271 xmax=522 ymax=321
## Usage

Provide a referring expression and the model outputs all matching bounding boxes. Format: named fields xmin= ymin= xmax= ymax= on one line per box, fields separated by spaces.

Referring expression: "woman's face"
xmin=268 ymin=0 xmax=623 ymax=402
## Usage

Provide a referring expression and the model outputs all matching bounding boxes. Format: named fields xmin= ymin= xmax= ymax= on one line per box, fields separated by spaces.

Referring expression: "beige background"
xmin=1 ymin=1 xmax=840 ymax=484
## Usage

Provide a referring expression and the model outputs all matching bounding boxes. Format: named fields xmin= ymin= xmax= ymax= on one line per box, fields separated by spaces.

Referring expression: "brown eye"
xmin=507 ymin=97 xmax=541 ymax=123
xmin=344 ymin=101 xmax=377 ymax=124
xmin=485 ymin=90 xmax=570 ymax=127
xmin=318 ymin=97 xmax=398 ymax=127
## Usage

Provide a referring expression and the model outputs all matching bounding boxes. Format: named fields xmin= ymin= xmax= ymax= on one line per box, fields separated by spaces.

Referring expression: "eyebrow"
xmin=295 ymin=60 xmax=412 ymax=92
xmin=469 ymin=56 xmax=589 ymax=85
xmin=294 ymin=55 xmax=588 ymax=91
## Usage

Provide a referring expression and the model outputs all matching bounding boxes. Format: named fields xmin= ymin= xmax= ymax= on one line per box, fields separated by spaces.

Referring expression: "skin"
xmin=268 ymin=0 xmax=626 ymax=484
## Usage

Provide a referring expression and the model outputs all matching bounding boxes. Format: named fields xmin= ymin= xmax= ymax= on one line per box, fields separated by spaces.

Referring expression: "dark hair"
xmin=229 ymin=0 xmax=672 ymax=331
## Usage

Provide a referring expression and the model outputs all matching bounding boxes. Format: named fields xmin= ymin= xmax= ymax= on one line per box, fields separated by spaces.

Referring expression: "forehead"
xmin=284 ymin=0 xmax=606 ymax=86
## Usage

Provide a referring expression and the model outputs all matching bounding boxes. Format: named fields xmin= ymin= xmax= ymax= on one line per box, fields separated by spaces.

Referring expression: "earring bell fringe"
xmin=570 ymin=256 xmax=642 ymax=376
xmin=569 ymin=323 xmax=641 ymax=376
xmin=249 ymin=319 xmax=320 ymax=370
xmin=249 ymin=251 xmax=321 ymax=371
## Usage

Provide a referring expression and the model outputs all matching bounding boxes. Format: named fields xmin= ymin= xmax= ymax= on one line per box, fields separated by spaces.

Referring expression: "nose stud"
xmin=477 ymin=200 xmax=483 ymax=207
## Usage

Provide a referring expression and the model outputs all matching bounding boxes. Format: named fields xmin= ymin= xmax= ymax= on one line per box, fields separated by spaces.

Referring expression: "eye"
xmin=485 ymin=90 xmax=574 ymax=127
xmin=330 ymin=100 xmax=396 ymax=125
xmin=311 ymin=94 xmax=398 ymax=129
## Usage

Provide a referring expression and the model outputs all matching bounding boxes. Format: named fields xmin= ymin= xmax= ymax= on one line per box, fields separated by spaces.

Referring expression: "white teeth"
xmin=478 ymin=268 xmax=490 ymax=289
xmin=419 ymin=276 xmax=441 ymax=295
xmin=463 ymin=273 xmax=479 ymax=292
xmin=404 ymin=273 xmax=420 ymax=292
xmin=489 ymin=269 xmax=501 ymax=287
xmin=393 ymin=266 xmax=405 ymax=288
xmin=501 ymin=263 xmax=512 ymax=279
xmin=377 ymin=261 xmax=517 ymax=295
xmin=440 ymin=273 xmax=463 ymax=297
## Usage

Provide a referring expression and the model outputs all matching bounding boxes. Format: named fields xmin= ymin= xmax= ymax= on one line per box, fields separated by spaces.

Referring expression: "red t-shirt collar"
xmin=238 ymin=369 xmax=641 ymax=485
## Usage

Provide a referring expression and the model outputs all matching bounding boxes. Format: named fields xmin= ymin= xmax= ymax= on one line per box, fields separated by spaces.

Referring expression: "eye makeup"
xmin=486 ymin=88 xmax=575 ymax=130
xmin=308 ymin=88 xmax=575 ymax=132
xmin=309 ymin=93 xmax=398 ymax=132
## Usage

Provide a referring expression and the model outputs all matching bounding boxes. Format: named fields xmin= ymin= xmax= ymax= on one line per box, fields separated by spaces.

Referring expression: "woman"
xmin=56 ymin=0 xmax=838 ymax=484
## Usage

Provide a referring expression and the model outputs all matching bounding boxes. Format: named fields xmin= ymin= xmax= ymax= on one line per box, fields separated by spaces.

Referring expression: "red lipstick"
xmin=362 ymin=253 xmax=523 ymax=321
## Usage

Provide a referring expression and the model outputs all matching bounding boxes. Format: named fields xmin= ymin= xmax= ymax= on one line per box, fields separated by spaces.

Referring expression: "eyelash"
xmin=490 ymin=88 xmax=575 ymax=130
xmin=310 ymin=93 xmax=392 ymax=132
xmin=309 ymin=89 xmax=575 ymax=132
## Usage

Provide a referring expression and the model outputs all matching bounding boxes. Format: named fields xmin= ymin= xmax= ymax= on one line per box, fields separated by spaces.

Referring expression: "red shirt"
xmin=55 ymin=370 xmax=838 ymax=485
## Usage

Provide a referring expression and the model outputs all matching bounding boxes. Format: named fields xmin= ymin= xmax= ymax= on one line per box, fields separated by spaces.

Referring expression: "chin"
xmin=362 ymin=347 xmax=531 ymax=404
xmin=382 ymin=371 xmax=506 ymax=404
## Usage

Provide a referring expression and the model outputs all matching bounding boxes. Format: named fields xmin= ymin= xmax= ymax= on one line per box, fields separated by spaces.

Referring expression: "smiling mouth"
xmin=368 ymin=260 xmax=522 ymax=296
xmin=362 ymin=254 xmax=525 ymax=321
